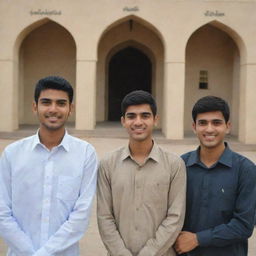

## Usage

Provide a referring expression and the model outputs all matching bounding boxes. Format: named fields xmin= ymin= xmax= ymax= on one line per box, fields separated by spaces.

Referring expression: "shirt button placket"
xmin=40 ymin=156 xmax=54 ymax=246
xmin=134 ymin=165 xmax=143 ymax=233
xmin=201 ymin=171 xmax=209 ymax=226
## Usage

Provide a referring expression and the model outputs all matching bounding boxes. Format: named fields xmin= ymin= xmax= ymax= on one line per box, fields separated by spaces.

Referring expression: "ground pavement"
xmin=0 ymin=132 xmax=255 ymax=255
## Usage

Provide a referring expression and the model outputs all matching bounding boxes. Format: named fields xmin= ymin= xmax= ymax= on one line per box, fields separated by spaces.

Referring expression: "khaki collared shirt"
xmin=97 ymin=143 xmax=186 ymax=256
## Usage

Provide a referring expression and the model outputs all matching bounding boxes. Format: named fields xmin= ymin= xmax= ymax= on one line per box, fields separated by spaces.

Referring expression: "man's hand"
xmin=174 ymin=231 xmax=199 ymax=254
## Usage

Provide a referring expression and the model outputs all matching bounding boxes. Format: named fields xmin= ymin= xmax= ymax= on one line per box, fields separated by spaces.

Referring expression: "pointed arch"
xmin=184 ymin=21 xmax=243 ymax=137
xmin=96 ymin=16 xmax=164 ymax=126
xmin=97 ymin=15 xmax=165 ymax=50
xmin=185 ymin=20 xmax=246 ymax=63
xmin=13 ymin=19 xmax=77 ymax=127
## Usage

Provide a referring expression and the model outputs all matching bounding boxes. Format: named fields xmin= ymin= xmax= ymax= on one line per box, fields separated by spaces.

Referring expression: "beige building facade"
xmin=0 ymin=0 xmax=256 ymax=143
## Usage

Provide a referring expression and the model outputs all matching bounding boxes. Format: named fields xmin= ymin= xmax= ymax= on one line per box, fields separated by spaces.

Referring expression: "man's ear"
xmin=69 ymin=103 xmax=74 ymax=115
xmin=226 ymin=121 xmax=231 ymax=134
xmin=192 ymin=122 xmax=196 ymax=134
xmin=32 ymin=101 xmax=37 ymax=114
xmin=121 ymin=116 xmax=125 ymax=127
xmin=154 ymin=115 xmax=159 ymax=127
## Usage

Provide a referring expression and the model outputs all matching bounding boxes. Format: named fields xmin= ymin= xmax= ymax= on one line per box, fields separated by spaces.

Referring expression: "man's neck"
xmin=129 ymin=138 xmax=153 ymax=165
xmin=39 ymin=127 xmax=65 ymax=150
xmin=199 ymin=143 xmax=226 ymax=168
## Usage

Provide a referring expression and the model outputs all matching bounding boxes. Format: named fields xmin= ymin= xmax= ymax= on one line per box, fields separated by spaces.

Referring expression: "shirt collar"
xmin=218 ymin=143 xmax=233 ymax=167
xmin=187 ymin=142 xmax=232 ymax=168
xmin=31 ymin=130 xmax=70 ymax=152
xmin=121 ymin=141 xmax=160 ymax=163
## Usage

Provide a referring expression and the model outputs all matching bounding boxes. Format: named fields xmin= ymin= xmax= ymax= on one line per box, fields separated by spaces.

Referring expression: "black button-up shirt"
xmin=181 ymin=144 xmax=256 ymax=256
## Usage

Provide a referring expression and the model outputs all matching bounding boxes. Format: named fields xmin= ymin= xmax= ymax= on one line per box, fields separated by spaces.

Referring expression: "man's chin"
xmin=130 ymin=134 xmax=148 ymax=142
xmin=42 ymin=123 xmax=65 ymax=131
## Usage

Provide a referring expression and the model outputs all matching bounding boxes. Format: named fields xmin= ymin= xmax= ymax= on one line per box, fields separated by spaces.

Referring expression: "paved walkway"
xmin=0 ymin=131 xmax=255 ymax=255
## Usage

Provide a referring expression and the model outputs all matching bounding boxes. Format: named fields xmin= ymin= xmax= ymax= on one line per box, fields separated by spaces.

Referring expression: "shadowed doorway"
xmin=108 ymin=47 xmax=152 ymax=121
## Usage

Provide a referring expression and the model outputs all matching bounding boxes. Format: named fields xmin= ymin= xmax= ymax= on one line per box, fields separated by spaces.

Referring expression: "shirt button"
xmin=136 ymin=207 xmax=139 ymax=211
xmin=135 ymin=227 xmax=138 ymax=231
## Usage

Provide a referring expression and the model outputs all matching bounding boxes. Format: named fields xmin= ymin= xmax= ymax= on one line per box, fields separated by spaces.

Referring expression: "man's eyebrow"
xmin=197 ymin=119 xmax=223 ymax=122
xmin=39 ymin=98 xmax=68 ymax=102
xmin=56 ymin=99 xmax=68 ymax=102
xmin=39 ymin=98 xmax=51 ymax=101
xmin=126 ymin=112 xmax=152 ymax=115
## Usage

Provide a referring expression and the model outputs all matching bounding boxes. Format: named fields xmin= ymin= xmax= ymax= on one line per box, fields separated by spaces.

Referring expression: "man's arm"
xmin=174 ymin=231 xmax=199 ymax=254
xmin=0 ymin=150 xmax=35 ymax=256
xmin=97 ymin=159 xmax=133 ymax=256
xmin=33 ymin=145 xmax=98 ymax=256
xmin=196 ymin=164 xmax=256 ymax=247
xmin=175 ymin=164 xmax=256 ymax=254
xmin=137 ymin=158 xmax=187 ymax=256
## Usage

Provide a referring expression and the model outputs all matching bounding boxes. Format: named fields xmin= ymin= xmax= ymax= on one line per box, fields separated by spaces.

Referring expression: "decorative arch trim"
xmin=185 ymin=20 xmax=246 ymax=63
xmin=97 ymin=15 xmax=165 ymax=53
xmin=13 ymin=18 xmax=77 ymax=58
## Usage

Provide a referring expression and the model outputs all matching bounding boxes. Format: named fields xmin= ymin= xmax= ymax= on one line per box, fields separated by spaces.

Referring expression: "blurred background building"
xmin=0 ymin=0 xmax=255 ymax=143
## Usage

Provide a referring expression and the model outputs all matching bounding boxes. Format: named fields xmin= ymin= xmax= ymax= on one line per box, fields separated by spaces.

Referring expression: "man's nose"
xmin=205 ymin=123 xmax=214 ymax=132
xmin=134 ymin=116 xmax=143 ymax=125
xmin=48 ymin=103 xmax=58 ymax=112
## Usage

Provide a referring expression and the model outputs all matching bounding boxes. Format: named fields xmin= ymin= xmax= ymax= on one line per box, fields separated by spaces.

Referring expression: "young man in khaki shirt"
xmin=97 ymin=90 xmax=186 ymax=256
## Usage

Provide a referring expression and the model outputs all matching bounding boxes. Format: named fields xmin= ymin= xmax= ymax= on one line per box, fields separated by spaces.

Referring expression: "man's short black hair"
xmin=34 ymin=76 xmax=73 ymax=104
xmin=121 ymin=90 xmax=157 ymax=116
xmin=192 ymin=96 xmax=230 ymax=123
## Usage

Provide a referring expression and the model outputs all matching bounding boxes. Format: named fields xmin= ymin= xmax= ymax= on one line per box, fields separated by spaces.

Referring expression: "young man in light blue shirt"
xmin=0 ymin=76 xmax=98 ymax=256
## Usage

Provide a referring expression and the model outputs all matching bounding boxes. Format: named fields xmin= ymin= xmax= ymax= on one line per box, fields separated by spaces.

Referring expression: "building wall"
xmin=184 ymin=24 xmax=239 ymax=135
xmin=97 ymin=18 xmax=164 ymax=125
xmin=0 ymin=0 xmax=256 ymax=143
xmin=19 ymin=21 xmax=76 ymax=124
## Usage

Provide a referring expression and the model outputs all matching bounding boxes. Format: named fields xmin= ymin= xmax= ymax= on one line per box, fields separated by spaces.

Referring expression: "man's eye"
xmin=212 ymin=120 xmax=223 ymax=125
xmin=41 ymin=101 xmax=51 ymax=105
xmin=198 ymin=121 xmax=207 ymax=126
xmin=142 ymin=114 xmax=151 ymax=119
xmin=127 ymin=115 xmax=135 ymax=119
xmin=58 ymin=102 xmax=66 ymax=106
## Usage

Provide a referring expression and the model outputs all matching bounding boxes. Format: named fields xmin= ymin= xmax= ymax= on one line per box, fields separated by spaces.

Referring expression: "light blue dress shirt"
xmin=0 ymin=132 xmax=98 ymax=256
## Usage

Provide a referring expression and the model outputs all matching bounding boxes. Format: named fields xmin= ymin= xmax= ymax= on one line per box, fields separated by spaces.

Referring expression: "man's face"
xmin=33 ymin=89 xmax=73 ymax=132
xmin=193 ymin=111 xmax=231 ymax=150
xmin=121 ymin=104 xmax=158 ymax=142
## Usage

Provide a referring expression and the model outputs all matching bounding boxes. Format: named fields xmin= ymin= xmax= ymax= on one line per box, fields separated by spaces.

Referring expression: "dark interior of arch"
xmin=108 ymin=46 xmax=152 ymax=121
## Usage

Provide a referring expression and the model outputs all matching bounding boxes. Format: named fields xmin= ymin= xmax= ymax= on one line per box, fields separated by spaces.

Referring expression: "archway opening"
xmin=96 ymin=16 xmax=164 ymax=126
xmin=184 ymin=23 xmax=240 ymax=136
xmin=108 ymin=47 xmax=152 ymax=121
xmin=18 ymin=20 xmax=76 ymax=126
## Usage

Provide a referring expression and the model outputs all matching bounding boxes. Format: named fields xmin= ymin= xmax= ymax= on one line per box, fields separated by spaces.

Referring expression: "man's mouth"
xmin=46 ymin=116 xmax=60 ymax=121
xmin=132 ymin=127 xmax=145 ymax=133
xmin=204 ymin=134 xmax=216 ymax=140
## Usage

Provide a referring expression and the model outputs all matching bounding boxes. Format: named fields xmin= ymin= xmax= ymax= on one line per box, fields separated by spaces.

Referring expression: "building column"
xmin=75 ymin=60 xmax=97 ymax=130
xmin=239 ymin=63 xmax=256 ymax=144
xmin=162 ymin=61 xmax=185 ymax=139
xmin=0 ymin=59 xmax=17 ymax=131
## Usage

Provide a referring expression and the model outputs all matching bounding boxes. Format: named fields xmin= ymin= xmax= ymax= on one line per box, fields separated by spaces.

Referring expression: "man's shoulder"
xmin=3 ymin=135 xmax=36 ymax=154
xmin=181 ymin=150 xmax=195 ymax=163
xmin=66 ymin=134 xmax=96 ymax=151
xmin=100 ymin=146 xmax=126 ymax=164
xmin=67 ymin=134 xmax=88 ymax=145
xmin=156 ymin=144 xmax=184 ymax=165
xmin=229 ymin=149 xmax=255 ymax=169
